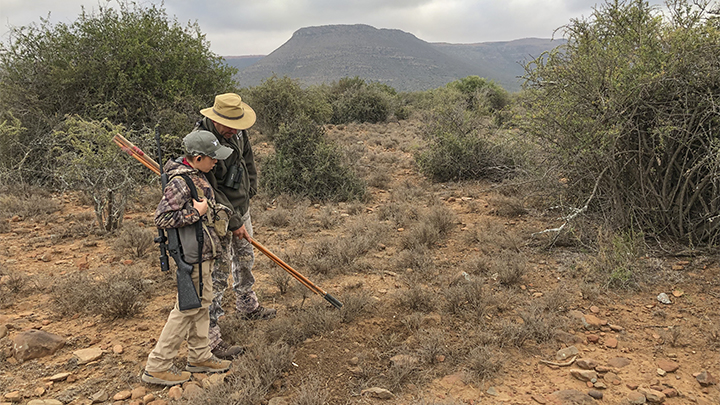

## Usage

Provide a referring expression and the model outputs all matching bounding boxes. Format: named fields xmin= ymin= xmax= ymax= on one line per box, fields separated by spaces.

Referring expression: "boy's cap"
xmin=183 ymin=130 xmax=233 ymax=160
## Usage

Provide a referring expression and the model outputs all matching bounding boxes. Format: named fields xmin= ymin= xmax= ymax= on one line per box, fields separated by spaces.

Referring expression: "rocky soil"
xmin=1 ymin=120 xmax=719 ymax=405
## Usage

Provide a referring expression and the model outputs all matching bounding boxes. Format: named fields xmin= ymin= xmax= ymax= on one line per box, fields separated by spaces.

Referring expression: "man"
xmin=143 ymin=130 xmax=233 ymax=386
xmin=195 ymin=93 xmax=276 ymax=360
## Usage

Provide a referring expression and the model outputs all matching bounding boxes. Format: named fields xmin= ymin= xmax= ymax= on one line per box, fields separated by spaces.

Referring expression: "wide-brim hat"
xmin=200 ymin=93 xmax=256 ymax=130
xmin=183 ymin=130 xmax=234 ymax=160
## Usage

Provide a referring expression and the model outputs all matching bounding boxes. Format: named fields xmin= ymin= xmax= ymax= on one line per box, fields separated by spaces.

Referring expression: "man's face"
xmin=213 ymin=121 xmax=239 ymax=139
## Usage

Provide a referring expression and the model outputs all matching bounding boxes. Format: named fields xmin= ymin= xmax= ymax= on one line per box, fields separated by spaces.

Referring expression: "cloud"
xmin=0 ymin=0 xmax=672 ymax=56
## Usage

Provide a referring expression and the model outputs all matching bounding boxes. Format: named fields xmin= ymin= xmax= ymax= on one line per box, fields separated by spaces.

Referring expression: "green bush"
xmin=415 ymin=105 xmax=520 ymax=182
xmin=447 ymin=75 xmax=510 ymax=113
xmin=328 ymin=78 xmax=394 ymax=124
xmin=261 ymin=115 xmax=366 ymax=201
xmin=0 ymin=2 xmax=236 ymax=185
xmin=523 ymin=0 xmax=720 ymax=245
xmin=245 ymin=75 xmax=331 ymax=135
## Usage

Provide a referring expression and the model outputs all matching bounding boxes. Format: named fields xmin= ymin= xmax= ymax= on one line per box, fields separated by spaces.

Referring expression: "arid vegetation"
xmin=1 ymin=1 xmax=720 ymax=404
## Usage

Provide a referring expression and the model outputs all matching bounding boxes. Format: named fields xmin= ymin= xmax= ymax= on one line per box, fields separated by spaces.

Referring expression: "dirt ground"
xmin=1 ymin=119 xmax=719 ymax=405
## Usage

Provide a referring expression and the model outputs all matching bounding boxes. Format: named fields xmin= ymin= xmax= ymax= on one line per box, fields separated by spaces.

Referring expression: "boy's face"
xmin=194 ymin=155 xmax=218 ymax=173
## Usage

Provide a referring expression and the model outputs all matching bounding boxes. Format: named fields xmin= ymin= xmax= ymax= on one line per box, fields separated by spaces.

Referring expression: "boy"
xmin=142 ymin=130 xmax=235 ymax=386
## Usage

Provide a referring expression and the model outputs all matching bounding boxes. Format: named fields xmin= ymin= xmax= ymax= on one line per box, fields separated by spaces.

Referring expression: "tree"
xmin=523 ymin=0 xmax=720 ymax=246
xmin=0 ymin=1 xmax=237 ymax=184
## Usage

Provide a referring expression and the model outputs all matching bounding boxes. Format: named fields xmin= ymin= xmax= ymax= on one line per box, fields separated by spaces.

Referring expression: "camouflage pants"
xmin=208 ymin=213 xmax=257 ymax=348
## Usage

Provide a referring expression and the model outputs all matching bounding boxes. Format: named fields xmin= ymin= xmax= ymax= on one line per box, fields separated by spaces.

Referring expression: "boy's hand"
xmin=193 ymin=198 xmax=208 ymax=216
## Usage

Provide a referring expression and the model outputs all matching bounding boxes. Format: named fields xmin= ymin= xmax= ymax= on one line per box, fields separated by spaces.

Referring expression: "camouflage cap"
xmin=183 ymin=130 xmax=233 ymax=160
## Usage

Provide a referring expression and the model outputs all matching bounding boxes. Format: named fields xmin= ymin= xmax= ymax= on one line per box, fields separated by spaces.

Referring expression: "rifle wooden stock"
xmin=113 ymin=134 xmax=342 ymax=309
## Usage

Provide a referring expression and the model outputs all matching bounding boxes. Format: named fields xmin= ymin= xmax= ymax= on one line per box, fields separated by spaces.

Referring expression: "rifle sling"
xmin=178 ymin=174 xmax=204 ymax=298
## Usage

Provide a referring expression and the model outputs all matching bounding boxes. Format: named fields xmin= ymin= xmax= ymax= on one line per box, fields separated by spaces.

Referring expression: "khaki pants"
xmin=145 ymin=260 xmax=214 ymax=373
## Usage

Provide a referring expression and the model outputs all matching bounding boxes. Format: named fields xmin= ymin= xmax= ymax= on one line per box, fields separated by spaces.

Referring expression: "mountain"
xmin=233 ymin=24 xmax=565 ymax=93
xmin=223 ymin=55 xmax=265 ymax=72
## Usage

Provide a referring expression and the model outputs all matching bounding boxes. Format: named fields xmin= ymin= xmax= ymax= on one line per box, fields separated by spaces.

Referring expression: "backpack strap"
xmin=179 ymin=174 xmax=204 ymax=298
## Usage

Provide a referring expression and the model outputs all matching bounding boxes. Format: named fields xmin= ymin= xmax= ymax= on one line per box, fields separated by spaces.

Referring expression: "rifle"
xmin=113 ymin=132 xmax=342 ymax=309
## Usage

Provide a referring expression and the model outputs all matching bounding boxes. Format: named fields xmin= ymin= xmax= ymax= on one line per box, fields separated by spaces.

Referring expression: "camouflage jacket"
xmin=154 ymin=158 xmax=230 ymax=262
xmin=195 ymin=117 xmax=257 ymax=231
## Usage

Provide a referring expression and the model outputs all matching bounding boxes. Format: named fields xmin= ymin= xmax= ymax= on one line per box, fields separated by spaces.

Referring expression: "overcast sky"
xmin=0 ymin=0 xmax=667 ymax=56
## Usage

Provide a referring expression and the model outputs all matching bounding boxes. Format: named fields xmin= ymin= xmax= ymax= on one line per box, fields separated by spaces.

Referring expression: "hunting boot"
xmin=141 ymin=366 xmax=191 ymax=386
xmin=211 ymin=340 xmax=245 ymax=360
xmin=242 ymin=305 xmax=276 ymax=320
xmin=186 ymin=354 xmax=232 ymax=373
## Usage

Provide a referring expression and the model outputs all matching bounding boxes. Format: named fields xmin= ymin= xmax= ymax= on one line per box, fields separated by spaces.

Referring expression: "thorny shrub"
xmin=114 ymin=222 xmax=155 ymax=258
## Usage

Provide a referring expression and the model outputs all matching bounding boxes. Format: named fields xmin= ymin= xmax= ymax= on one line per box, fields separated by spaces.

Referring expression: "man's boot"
xmin=142 ymin=366 xmax=191 ymax=386
xmin=186 ymin=354 xmax=232 ymax=373
xmin=242 ymin=306 xmax=276 ymax=320
xmin=211 ymin=340 xmax=244 ymax=360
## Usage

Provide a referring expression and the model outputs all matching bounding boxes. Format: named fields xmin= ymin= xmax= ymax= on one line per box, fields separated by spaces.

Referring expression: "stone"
xmin=570 ymin=369 xmax=598 ymax=382
xmin=73 ymin=347 xmax=103 ymax=364
xmin=627 ymin=391 xmax=647 ymax=404
xmin=167 ymin=386 xmax=182 ymax=401
xmin=549 ymin=389 xmax=595 ymax=404
xmin=582 ymin=314 xmax=606 ymax=329
xmin=46 ymin=372 xmax=71 ymax=382
xmin=657 ymin=359 xmax=679 ymax=373
xmin=638 ymin=387 xmax=665 ymax=403
xmin=143 ymin=394 xmax=155 ymax=404
xmin=4 ymin=391 xmax=21 ymax=403
xmin=662 ymin=388 xmax=678 ymax=398
xmin=113 ymin=391 xmax=131 ymax=401
xmin=696 ymin=370 xmax=717 ymax=386
xmin=268 ymin=397 xmax=291 ymax=405
xmin=556 ymin=346 xmax=579 ymax=361
xmin=657 ymin=368 xmax=666 ymax=376
xmin=0 ymin=325 xmax=7 ymax=339
xmin=361 ymin=387 xmax=394 ymax=400
xmin=605 ymin=337 xmax=618 ymax=348
xmin=588 ymin=390 xmax=603 ymax=399
xmin=607 ymin=357 xmax=631 ymax=368
xmin=531 ymin=394 xmax=547 ymax=404
xmin=147 ymin=401 xmax=168 ymax=405
xmin=575 ymin=358 xmax=598 ymax=370
xmin=130 ymin=387 xmax=145 ymax=400
xmin=586 ymin=334 xmax=600 ymax=343
xmin=13 ymin=329 xmax=66 ymax=362
xmin=486 ymin=387 xmax=498 ymax=396
xmin=202 ymin=373 xmax=225 ymax=389
xmin=112 ymin=345 xmax=123 ymax=354
xmin=657 ymin=293 xmax=672 ymax=304
xmin=604 ymin=372 xmax=620 ymax=384
xmin=181 ymin=383 xmax=204 ymax=400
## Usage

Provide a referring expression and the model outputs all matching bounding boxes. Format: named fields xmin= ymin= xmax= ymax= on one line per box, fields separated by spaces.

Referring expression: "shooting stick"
xmin=112 ymin=134 xmax=343 ymax=309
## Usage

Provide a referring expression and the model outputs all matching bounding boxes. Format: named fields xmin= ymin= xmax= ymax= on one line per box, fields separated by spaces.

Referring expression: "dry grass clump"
xmin=461 ymin=218 xmax=522 ymax=253
xmin=51 ymin=266 xmax=147 ymax=319
xmin=492 ymin=250 xmax=526 ymax=286
xmin=305 ymin=223 xmax=383 ymax=275
xmin=487 ymin=193 xmax=527 ymax=218
xmin=397 ymin=285 xmax=436 ymax=313
xmin=270 ymin=266 xmax=292 ymax=295
xmin=51 ymin=211 xmax=97 ymax=241
xmin=395 ymin=246 xmax=435 ymax=283
xmin=465 ymin=346 xmax=503 ymax=381
xmin=499 ymin=305 xmax=560 ymax=348
xmin=442 ymin=280 xmax=491 ymax=319
xmin=265 ymin=303 xmax=340 ymax=345
xmin=367 ymin=171 xmax=392 ymax=189
xmin=317 ymin=206 xmax=343 ymax=229
xmin=291 ymin=374 xmax=330 ymax=405
xmin=114 ymin=222 xmax=155 ymax=258
xmin=265 ymin=207 xmax=292 ymax=228
xmin=415 ymin=328 xmax=447 ymax=365
xmin=339 ymin=290 xmax=375 ymax=323
xmin=383 ymin=360 xmax=420 ymax=393
xmin=195 ymin=340 xmax=294 ymax=405
xmin=0 ymin=189 xmax=60 ymax=219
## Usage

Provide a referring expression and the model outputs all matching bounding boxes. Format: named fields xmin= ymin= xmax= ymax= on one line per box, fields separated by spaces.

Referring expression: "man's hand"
xmin=193 ymin=198 xmax=208 ymax=216
xmin=232 ymin=224 xmax=251 ymax=241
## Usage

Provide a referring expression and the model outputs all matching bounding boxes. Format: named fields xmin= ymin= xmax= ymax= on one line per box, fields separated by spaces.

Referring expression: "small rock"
xmin=361 ymin=387 xmax=394 ymax=400
xmin=586 ymin=334 xmax=600 ymax=343
xmin=389 ymin=354 xmax=418 ymax=368
xmin=47 ymin=372 xmax=71 ymax=382
xmin=662 ymin=388 xmax=678 ymax=398
xmin=657 ymin=368 xmax=666 ymax=376
xmin=167 ymin=386 xmax=182 ymax=401
xmin=588 ymin=390 xmax=603 ymax=399
xmin=604 ymin=372 xmax=620 ymax=384
xmin=576 ymin=358 xmax=598 ymax=370
xmin=143 ymin=394 xmax=155 ymax=404
xmin=549 ymin=390 xmax=595 ymax=405
xmin=4 ymin=391 xmax=21 ymax=403
xmin=531 ymin=394 xmax=547 ymax=404
xmin=657 ymin=293 xmax=672 ymax=304
xmin=130 ymin=387 xmax=146 ymax=400
xmin=181 ymin=383 xmax=204 ymax=400
xmin=627 ymin=391 xmax=647 ymax=404
xmin=113 ymin=391 xmax=132 ymax=401
xmin=570 ymin=369 xmax=598 ymax=382
xmin=593 ymin=381 xmax=607 ymax=389
xmin=13 ymin=329 xmax=66 ymax=362
xmin=609 ymin=324 xmax=624 ymax=332
xmin=112 ymin=344 xmax=123 ymax=354
xmin=605 ymin=337 xmax=618 ymax=348
xmin=486 ymin=387 xmax=498 ymax=396
xmin=657 ymin=359 xmax=679 ymax=373
xmin=607 ymin=357 xmax=631 ymax=368
xmin=73 ymin=347 xmax=103 ymax=364
xmin=696 ymin=370 xmax=717 ymax=386
xmin=638 ymin=387 xmax=665 ymax=403
xmin=556 ymin=346 xmax=579 ymax=361
xmin=348 ymin=356 xmax=359 ymax=366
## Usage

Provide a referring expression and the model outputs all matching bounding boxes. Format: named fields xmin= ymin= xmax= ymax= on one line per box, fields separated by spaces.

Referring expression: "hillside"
xmin=233 ymin=24 xmax=564 ymax=93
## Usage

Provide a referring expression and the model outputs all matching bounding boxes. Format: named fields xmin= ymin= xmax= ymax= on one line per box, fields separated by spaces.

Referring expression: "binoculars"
xmin=224 ymin=164 xmax=243 ymax=189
